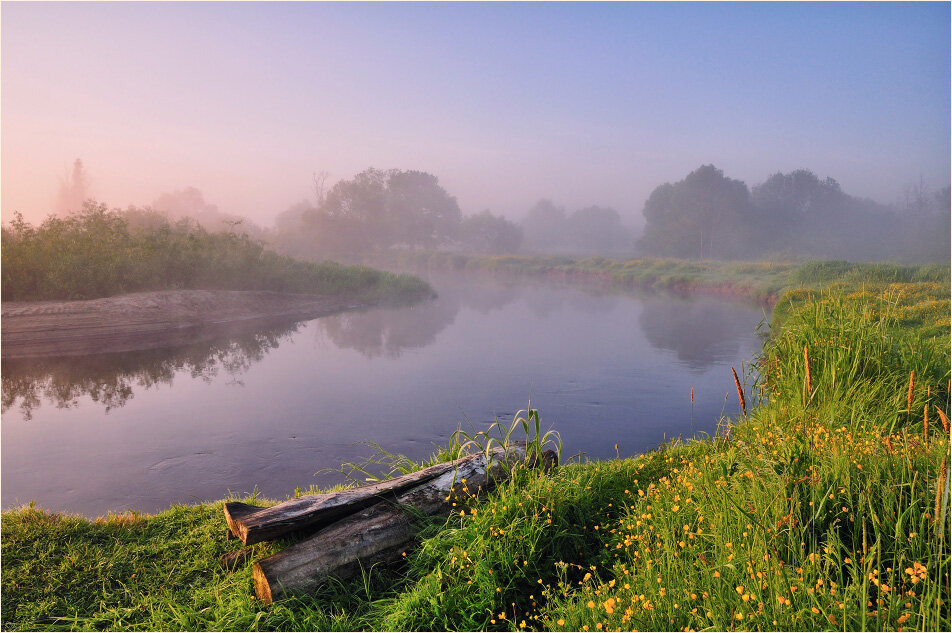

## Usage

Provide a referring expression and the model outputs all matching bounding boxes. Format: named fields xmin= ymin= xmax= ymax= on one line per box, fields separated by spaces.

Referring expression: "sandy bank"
xmin=1 ymin=289 xmax=369 ymax=359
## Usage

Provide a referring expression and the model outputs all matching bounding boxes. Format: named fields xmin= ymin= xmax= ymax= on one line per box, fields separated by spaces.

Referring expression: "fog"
xmin=2 ymin=2 xmax=949 ymax=261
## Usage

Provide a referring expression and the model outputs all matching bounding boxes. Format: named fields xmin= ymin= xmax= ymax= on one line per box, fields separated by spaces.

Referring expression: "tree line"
xmin=17 ymin=160 xmax=950 ymax=266
xmin=270 ymin=164 xmax=948 ymax=263
xmin=271 ymin=168 xmax=634 ymax=261
xmin=638 ymin=165 xmax=950 ymax=263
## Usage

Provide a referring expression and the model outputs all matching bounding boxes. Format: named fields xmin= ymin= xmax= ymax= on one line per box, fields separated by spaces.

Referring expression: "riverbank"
xmin=2 ymin=261 xmax=949 ymax=631
xmin=367 ymin=250 xmax=949 ymax=306
xmin=365 ymin=251 xmax=800 ymax=304
xmin=2 ymin=289 xmax=400 ymax=359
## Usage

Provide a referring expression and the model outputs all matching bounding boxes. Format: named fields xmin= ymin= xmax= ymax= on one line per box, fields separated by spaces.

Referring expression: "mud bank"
xmin=1 ymin=290 xmax=370 ymax=359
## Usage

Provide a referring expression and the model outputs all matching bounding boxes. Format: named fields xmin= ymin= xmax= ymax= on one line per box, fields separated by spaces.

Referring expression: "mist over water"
xmin=1 ymin=276 xmax=765 ymax=517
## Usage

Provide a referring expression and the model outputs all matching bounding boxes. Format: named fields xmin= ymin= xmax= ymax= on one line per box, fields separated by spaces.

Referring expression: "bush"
xmin=1 ymin=203 xmax=431 ymax=302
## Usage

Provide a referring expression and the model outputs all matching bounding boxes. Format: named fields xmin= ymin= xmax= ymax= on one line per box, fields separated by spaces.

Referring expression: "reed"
xmin=937 ymin=406 xmax=950 ymax=433
xmin=908 ymin=370 xmax=916 ymax=409
xmin=804 ymin=344 xmax=813 ymax=397
xmin=936 ymin=457 xmax=948 ymax=526
xmin=731 ymin=366 xmax=746 ymax=416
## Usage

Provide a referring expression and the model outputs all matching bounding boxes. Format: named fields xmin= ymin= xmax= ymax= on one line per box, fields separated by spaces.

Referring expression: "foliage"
xmin=459 ymin=210 xmax=523 ymax=254
xmin=520 ymin=200 xmax=633 ymax=255
xmin=289 ymin=168 xmax=462 ymax=258
xmin=639 ymin=165 xmax=951 ymax=263
xmin=0 ymin=202 xmax=431 ymax=302
xmin=638 ymin=165 xmax=752 ymax=259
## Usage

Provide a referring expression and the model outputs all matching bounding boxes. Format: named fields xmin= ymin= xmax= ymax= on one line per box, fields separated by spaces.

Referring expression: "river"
xmin=1 ymin=275 xmax=767 ymax=517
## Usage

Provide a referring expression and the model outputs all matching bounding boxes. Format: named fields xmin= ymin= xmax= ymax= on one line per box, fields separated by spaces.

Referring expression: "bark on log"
xmin=252 ymin=446 xmax=525 ymax=604
xmin=224 ymin=458 xmax=464 ymax=546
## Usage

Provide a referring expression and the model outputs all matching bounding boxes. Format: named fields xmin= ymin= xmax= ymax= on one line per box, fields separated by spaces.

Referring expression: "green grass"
xmin=371 ymin=251 xmax=952 ymax=306
xmin=2 ymin=261 xmax=949 ymax=631
xmin=1 ymin=204 xmax=432 ymax=303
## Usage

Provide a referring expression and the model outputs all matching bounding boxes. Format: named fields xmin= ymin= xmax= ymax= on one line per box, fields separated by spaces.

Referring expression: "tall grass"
xmin=1 ymin=203 xmax=431 ymax=302
xmin=376 ymin=279 xmax=950 ymax=631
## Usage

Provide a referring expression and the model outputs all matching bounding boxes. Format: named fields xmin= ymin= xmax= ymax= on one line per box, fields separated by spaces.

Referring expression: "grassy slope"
xmin=2 ymin=261 xmax=949 ymax=631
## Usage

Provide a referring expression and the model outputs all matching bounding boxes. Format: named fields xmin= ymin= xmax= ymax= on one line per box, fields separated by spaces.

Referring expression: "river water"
xmin=1 ymin=276 xmax=767 ymax=517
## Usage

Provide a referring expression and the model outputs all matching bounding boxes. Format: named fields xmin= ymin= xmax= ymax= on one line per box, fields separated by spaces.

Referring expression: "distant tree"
xmin=299 ymin=168 xmax=462 ymax=259
xmin=386 ymin=170 xmax=462 ymax=249
xmin=566 ymin=205 xmax=631 ymax=253
xmin=459 ymin=210 xmax=523 ymax=254
xmin=638 ymin=165 xmax=751 ymax=259
xmin=899 ymin=183 xmax=951 ymax=263
xmin=54 ymin=158 xmax=90 ymax=215
xmin=520 ymin=199 xmax=568 ymax=252
xmin=152 ymin=187 xmax=266 ymax=240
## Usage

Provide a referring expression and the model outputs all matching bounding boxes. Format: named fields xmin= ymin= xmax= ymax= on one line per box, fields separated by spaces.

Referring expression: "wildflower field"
xmin=2 ymin=261 xmax=949 ymax=631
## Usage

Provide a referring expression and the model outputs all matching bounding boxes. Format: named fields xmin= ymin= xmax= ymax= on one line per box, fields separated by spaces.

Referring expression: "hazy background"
xmin=2 ymin=1 xmax=949 ymax=234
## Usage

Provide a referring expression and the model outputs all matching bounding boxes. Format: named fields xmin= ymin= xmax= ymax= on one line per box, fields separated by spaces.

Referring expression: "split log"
xmin=252 ymin=446 xmax=526 ymax=604
xmin=224 ymin=458 xmax=464 ymax=545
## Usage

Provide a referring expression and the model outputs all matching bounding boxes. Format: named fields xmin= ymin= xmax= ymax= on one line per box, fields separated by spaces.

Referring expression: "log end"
xmin=252 ymin=561 xmax=277 ymax=605
xmin=223 ymin=501 xmax=259 ymax=544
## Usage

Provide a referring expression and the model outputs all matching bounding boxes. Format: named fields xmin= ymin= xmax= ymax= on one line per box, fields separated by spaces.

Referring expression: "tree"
xmin=566 ymin=206 xmax=631 ymax=253
xmin=459 ymin=210 xmax=523 ymax=254
xmin=386 ymin=170 xmax=461 ymax=249
xmin=638 ymin=165 xmax=751 ymax=259
xmin=299 ymin=168 xmax=462 ymax=259
xmin=520 ymin=199 xmax=568 ymax=252
xmin=54 ymin=158 xmax=90 ymax=215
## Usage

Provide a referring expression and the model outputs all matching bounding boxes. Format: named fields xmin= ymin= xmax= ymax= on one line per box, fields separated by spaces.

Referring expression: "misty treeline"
xmin=0 ymin=202 xmax=428 ymax=301
xmin=272 ymin=168 xmax=523 ymax=260
xmin=638 ymin=165 xmax=950 ymax=263
xmin=270 ymin=168 xmax=633 ymax=262
xmin=269 ymin=164 xmax=947 ymax=264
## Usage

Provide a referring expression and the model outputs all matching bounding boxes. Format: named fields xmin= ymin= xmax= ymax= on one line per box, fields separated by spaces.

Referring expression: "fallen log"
xmin=224 ymin=458 xmax=463 ymax=545
xmin=252 ymin=446 xmax=528 ymax=604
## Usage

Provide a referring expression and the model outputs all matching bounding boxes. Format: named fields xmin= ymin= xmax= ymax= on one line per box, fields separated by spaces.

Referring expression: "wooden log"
xmin=221 ymin=546 xmax=255 ymax=570
xmin=224 ymin=458 xmax=463 ymax=545
xmin=252 ymin=446 xmax=524 ymax=604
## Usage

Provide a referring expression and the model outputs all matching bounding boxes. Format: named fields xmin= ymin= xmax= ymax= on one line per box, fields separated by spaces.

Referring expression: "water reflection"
xmin=315 ymin=279 xmax=621 ymax=358
xmin=639 ymin=297 xmax=766 ymax=371
xmin=1 ymin=279 xmax=765 ymax=418
xmin=1 ymin=325 xmax=298 ymax=419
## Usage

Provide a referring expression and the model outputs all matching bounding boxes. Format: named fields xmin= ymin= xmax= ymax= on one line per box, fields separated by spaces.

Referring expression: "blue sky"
xmin=2 ymin=1 xmax=949 ymax=226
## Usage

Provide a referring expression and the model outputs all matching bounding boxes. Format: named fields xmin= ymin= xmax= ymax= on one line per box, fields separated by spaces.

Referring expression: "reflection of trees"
xmin=1 ymin=325 xmax=298 ymax=420
xmin=317 ymin=294 xmax=461 ymax=359
xmin=316 ymin=278 xmax=624 ymax=358
xmin=639 ymin=298 xmax=759 ymax=371
xmin=318 ymin=279 xmax=529 ymax=359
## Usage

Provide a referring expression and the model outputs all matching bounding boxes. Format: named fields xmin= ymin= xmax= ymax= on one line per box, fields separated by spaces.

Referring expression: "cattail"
xmin=907 ymin=370 xmax=916 ymax=409
xmin=936 ymin=406 xmax=950 ymax=433
xmin=935 ymin=457 xmax=948 ymax=525
xmin=885 ymin=435 xmax=894 ymax=454
xmin=804 ymin=346 xmax=812 ymax=395
xmin=731 ymin=367 xmax=747 ymax=417
xmin=924 ymin=405 xmax=929 ymax=446
xmin=690 ymin=388 xmax=694 ymax=403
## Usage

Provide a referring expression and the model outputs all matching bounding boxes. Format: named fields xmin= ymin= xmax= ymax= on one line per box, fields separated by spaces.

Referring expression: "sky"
xmin=2 ymin=1 xmax=949 ymax=228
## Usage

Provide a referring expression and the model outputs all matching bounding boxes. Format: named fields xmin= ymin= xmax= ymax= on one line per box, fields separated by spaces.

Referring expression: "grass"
xmin=1 ymin=203 xmax=432 ymax=303
xmin=369 ymin=251 xmax=950 ymax=306
xmin=2 ymin=260 xmax=949 ymax=631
